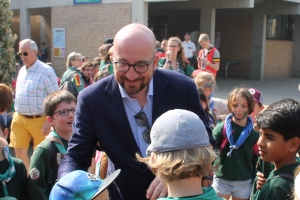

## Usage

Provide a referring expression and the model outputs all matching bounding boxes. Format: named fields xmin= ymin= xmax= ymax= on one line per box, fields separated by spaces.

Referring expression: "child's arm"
xmin=27 ymin=146 xmax=50 ymax=200
xmin=212 ymin=122 xmax=224 ymax=149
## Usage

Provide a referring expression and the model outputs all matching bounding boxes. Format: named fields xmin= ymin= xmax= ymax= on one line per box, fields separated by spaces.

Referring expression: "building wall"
xmin=215 ymin=14 xmax=253 ymax=79
xmin=51 ymin=3 xmax=131 ymax=77
xmin=264 ymin=40 xmax=293 ymax=79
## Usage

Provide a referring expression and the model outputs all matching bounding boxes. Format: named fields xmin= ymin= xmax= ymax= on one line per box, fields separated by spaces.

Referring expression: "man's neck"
xmin=26 ymin=58 xmax=37 ymax=69
xmin=167 ymin=177 xmax=203 ymax=198
xmin=185 ymin=40 xmax=189 ymax=42
xmin=129 ymin=86 xmax=149 ymax=109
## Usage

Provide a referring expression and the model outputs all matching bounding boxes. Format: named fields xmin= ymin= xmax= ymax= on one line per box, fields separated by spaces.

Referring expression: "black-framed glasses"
xmin=53 ymin=108 xmax=76 ymax=117
xmin=17 ymin=52 xmax=29 ymax=57
xmin=114 ymin=55 xmax=155 ymax=74
xmin=134 ymin=110 xmax=151 ymax=144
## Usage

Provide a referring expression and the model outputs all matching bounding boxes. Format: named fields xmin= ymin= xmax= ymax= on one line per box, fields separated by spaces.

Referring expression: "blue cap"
xmin=49 ymin=169 xmax=121 ymax=200
xmin=0 ymin=115 xmax=5 ymax=127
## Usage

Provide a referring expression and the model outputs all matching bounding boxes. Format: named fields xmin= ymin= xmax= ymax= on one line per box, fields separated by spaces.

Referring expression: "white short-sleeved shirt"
xmin=182 ymin=40 xmax=196 ymax=58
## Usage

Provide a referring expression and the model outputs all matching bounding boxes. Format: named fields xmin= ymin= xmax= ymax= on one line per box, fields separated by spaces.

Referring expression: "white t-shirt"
xmin=182 ymin=40 xmax=196 ymax=58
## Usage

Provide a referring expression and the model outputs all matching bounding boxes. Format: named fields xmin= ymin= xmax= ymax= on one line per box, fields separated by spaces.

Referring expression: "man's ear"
xmin=289 ymin=137 xmax=300 ymax=153
xmin=153 ymin=55 xmax=158 ymax=71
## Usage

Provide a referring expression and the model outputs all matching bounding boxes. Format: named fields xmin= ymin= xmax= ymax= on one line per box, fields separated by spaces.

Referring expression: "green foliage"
xmin=0 ymin=0 xmax=17 ymax=85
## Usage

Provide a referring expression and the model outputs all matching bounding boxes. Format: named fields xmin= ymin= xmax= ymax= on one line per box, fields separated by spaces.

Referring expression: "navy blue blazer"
xmin=58 ymin=68 xmax=214 ymax=200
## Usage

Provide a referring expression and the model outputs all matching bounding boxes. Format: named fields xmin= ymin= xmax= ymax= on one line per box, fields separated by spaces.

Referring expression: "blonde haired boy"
xmin=137 ymin=109 xmax=223 ymax=200
xmin=196 ymin=34 xmax=220 ymax=78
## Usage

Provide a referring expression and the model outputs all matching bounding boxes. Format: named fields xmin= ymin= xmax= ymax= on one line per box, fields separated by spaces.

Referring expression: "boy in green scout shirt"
xmin=27 ymin=90 xmax=76 ymax=200
xmin=251 ymin=98 xmax=300 ymax=200
xmin=0 ymin=115 xmax=27 ymax=200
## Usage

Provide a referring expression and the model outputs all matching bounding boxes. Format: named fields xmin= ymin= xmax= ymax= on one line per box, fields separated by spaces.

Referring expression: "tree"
xmin=0 ymin=0 xmax=17 ymax=85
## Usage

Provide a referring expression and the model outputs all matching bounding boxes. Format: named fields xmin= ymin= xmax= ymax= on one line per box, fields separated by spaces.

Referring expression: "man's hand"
xmin=41 ymin=120 xmax=51 ymax=136
xmin=146 ymin=177 xmax=167 ymax=200
xmin=256 ymin=172 xmax=267 ymax=190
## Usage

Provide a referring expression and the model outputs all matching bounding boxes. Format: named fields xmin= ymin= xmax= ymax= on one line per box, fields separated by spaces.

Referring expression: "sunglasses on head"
xmin=17 ymin=52 xmax=28 ymax=57
xmin=134 ymin=110 xmax=151 ymax=144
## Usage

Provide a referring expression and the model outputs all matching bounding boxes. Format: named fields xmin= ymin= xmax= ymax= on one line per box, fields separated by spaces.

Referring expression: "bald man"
xmin=58 ymin=23 xmax=214 ymax=200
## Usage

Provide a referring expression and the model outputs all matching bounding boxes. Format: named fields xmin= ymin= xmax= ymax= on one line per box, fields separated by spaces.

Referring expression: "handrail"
xmin=225 ymin=60 xmax=240 ymax=79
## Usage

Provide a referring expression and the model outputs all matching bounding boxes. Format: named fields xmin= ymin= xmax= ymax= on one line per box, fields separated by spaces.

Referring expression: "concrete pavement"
xmin=214 ymin=77 xmax=300 ymax=105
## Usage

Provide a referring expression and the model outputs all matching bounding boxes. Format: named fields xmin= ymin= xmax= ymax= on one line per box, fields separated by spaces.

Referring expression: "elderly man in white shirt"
xmin=10 ymin=39 xmax=59 ymax=171
xmin=182 ymin=32 xmax=196 ymax=67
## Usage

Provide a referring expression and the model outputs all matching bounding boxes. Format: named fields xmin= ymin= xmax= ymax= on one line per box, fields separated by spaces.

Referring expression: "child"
xmin=196 ymin=33 xmax=220 ymax=78
xmin=137 ymin=109 xmax=223 ymax=200
xmin=248 ymin=88 xmax=264 ymax=122
xmin=194 ymin=71 xmax=228 ymax=121
xmin=212 ymin=87 xmax=259 ymax=200
xmin=27 ymin=90 xmax=76 ymax=200
xmin=197 ymin=87 xmax=217 ymax=129
xmin=0 ymin=115 xmax=27 ymax=199
xmin=251 ymin=98 xmax=300 ymax=200
xmin=49 ymin=169 xmax=120 ymax=200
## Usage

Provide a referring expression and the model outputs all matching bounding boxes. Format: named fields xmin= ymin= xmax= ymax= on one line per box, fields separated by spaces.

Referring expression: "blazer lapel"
xmin=152 ymin=69 xmax=172 ymax=123
xmin=103 ymin=76 xmax=141 ymax=155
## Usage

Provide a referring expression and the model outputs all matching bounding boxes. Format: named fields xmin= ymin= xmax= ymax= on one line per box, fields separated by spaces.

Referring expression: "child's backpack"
xmin=220 ymin=122 xmax=258 ymax=155
xmin=59 ymin=71 xmax=78 ymax=97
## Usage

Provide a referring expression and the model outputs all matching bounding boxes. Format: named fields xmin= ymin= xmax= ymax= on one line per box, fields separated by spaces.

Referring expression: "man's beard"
xmin=118 ymin=76 xmax=148 ymax=95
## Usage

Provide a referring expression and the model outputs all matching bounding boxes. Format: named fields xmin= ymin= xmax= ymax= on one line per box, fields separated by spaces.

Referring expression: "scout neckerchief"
xmin=0 ymin=147 xmax=16 ymax=197
xmin=46 ymin=130 xmax=67 ymax=154
xmin=225 ymin=113 xmax=253 ymax=157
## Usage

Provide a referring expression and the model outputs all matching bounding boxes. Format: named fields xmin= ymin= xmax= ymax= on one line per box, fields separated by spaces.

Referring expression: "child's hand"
xmin=256 ymin=172 xmax=267 ymax=190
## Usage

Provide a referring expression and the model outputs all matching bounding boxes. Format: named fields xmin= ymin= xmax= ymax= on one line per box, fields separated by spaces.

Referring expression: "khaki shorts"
xmin=9 ymin=112 xmax=46 ymax=149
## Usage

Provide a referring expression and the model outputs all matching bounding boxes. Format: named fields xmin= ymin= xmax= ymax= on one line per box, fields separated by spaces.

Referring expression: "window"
xmin=266 ymin=15 xmax=293 ymax=40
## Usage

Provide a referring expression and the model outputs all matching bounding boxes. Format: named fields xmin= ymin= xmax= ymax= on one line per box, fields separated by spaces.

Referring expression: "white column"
xmin=132 ymin=0 xmax=149 ymax=25
xmin=200 ymin=7 xmax=216 ymax=45
xmin=20 ymin=0 xmax=31 ymax=40
xmin=250 ymin=14 xmax=266 ymax=81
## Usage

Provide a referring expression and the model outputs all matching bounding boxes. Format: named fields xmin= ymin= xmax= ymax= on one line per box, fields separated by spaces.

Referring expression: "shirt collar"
xmin=118 ymin=78 xmax=153 ymax=99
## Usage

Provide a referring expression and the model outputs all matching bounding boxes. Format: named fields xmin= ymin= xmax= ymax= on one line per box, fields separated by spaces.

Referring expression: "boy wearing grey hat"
xmin=137 ymin=109 xmax=223 ymax=200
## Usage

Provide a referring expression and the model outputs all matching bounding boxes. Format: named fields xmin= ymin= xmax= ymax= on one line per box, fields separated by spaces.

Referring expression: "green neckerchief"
xmin=46 ymin=130 xmax=67 ymax=154
xmin=0 ymin=147 xmax=16 ymax=197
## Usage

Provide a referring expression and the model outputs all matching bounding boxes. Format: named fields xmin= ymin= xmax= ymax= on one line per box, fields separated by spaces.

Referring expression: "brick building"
xmin=9 ymin=0 xmax=300 ymax=80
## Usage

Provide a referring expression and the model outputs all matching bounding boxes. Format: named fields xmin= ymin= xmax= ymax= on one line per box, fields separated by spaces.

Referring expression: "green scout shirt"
xmin=252 ymin=162 xmax=300 ymax=200
xmin=213 ymin=121 xmax=259 ymax=181
xmin=157 ymin=187 xmax=224 ymax=200
xmin=158 ymin=58 xmax=194 ymax=77
xmin=61 ymin=66 xmax=85 ymax=93
xmin=99 ymin=61 xmax=114 ymax=74
xmin=27 ymin=137 xmax=69 ymax=200
xmin=0 ymin=157 xmax=27 ymax=200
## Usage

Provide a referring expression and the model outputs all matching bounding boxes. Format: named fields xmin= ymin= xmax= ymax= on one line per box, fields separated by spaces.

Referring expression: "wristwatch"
xmin=166 ymin=59 xmax=171 ymax=64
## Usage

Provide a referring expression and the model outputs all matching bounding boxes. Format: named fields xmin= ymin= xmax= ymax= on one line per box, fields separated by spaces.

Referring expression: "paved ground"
xmin=214 ymin=77 xmax=300 ymax=105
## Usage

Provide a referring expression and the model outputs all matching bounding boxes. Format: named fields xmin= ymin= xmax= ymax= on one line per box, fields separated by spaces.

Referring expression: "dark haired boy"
xmin=251 ymin=98 xmax=300 ymax=200
xmin=0 ymin=115 xmax=27 ymax=199
xmin=27 ymin=90 xmax=76 ymax=200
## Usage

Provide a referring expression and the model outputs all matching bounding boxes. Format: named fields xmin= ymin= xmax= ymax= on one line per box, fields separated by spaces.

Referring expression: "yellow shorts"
xmin=9 ymin=112 xmax=46 ymax=149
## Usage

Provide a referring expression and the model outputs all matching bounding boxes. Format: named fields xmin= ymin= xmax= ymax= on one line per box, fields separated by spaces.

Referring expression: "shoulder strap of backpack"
xmin=47 ymin=138 xmax=58 ymax=194
xmin=273 ymin=174 xmax=294 ymax=182
xmin=220 ymin=122 xmax=228 ymax=152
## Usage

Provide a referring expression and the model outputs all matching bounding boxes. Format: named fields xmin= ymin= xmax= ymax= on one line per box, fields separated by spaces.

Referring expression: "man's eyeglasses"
xmin=114 ymin=55 xmax=155 ymax=74
xmin=134 ymin=110 xmax=151 ymax=144
xmin=53 ymin=108 xmax=76 ymax=117
xmin=17 ymin=52 xmax=28 ymax=57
